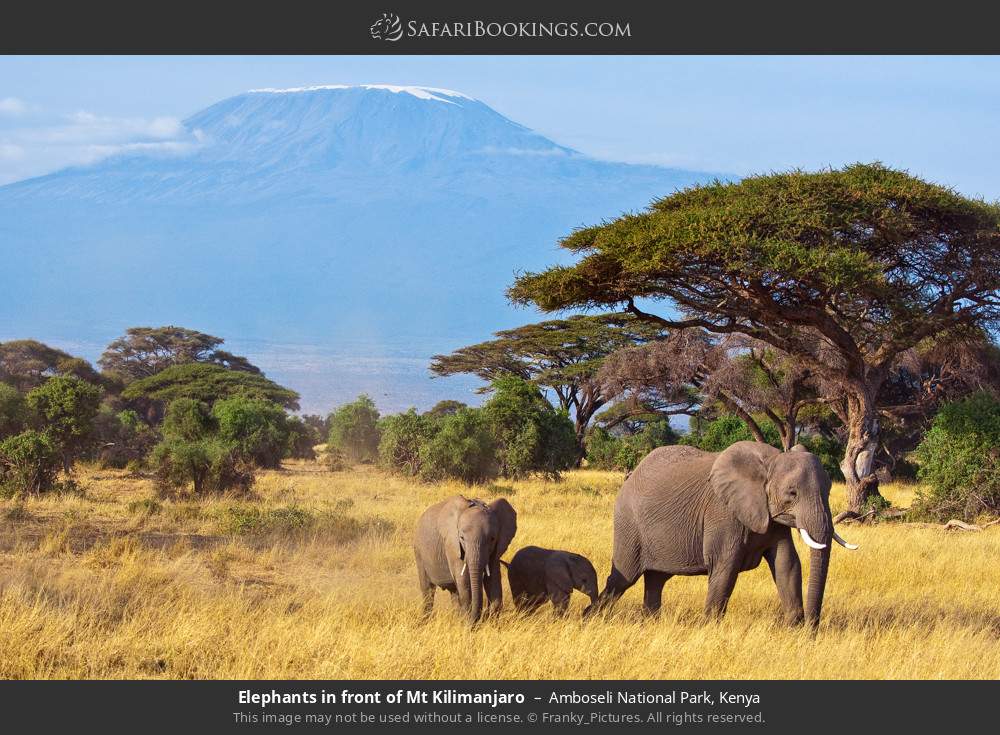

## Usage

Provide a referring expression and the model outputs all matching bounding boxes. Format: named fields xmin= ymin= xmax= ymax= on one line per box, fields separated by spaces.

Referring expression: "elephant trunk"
xmin=801 ymin=504 xmax=833 ymax=627
xmin=805 ymin=545 xmax=831 ymax=627
xmin=466 ymin=548 xmax=484 ymax=625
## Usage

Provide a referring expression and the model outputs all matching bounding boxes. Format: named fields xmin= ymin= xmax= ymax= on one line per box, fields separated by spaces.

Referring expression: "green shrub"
xmin=0 ymin=430 xmax=61 ymax=495
xmin=482 ymin=376 xmax=578 ymax=479
xmin=162 ymin=398 xmax=215 ymax=440
xmin=25 ymin=375 xmax=102 ymax=472
xmin=327 ymin=394 xmax=381 ymax=464
xmin=419 ymin=408 xmax=497 ymax=484
xmin=151 ymin=398 xmax=252 ymax=496
xmin=913 ymin=392 xmax=1000 ymax=520
xmin=92 ymin=408 xmax=158 ymax=469
xmin=585 ymin=426 xmax=622 ymax=470
xmin=0 ymin=383 xmax=28 ymax=439
xmin=378 ymin=409 xmax=440 ymax=476
xmin=152 ymin=435 xmax=252 ymax=496
xmin=796 ymin=433 xmax=845 ymax=481
xmin=681 ymin=414 xmax=782 ymax=452
xmin=284 ymin=415 xmax=317 ymax=460
xmin=213 ymin=396 xmax=289 ymax=468
xmin=587 ymin=420 xmax=678 ymax=471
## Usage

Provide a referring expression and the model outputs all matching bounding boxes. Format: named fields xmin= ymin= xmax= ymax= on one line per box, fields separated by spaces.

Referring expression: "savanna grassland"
xmin=1 ymin=462 xmax=999 ymax=680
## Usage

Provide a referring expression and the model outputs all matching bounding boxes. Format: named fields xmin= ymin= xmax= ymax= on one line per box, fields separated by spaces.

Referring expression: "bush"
xmin=327 ymin=394 xmax=381 ymax=464
xmin=586 ymin=419 xmax=678 ymax=472
xmin=161 ymin=397 xmax=215 ymax=440
xmin=0 ymin=430 xmax=61 ymax=495
xmin=284 ymin=415 xmax=317 ymax=460
xmin=585 ymin=426 xmax=622 ymax=470
xmin=321 ymin=445 xmax=347 ymax=472
xmin=913 ymin=392 xmax=1000 ymax=520
xmin=213 ymin=396 xmax=289 ymax=469
xmin=378 ymin=409 xmax=440 ymax=476
xmin=681 ymin=414 xmax=782 ymax=452
xmin=419 ymin=408 xmax=497 ymax=484
xmin=481 ymin=377 xmax=577 ymax=479
xmin=25 ymin=375 xmax=102 ymax=472
xmin=0 ymin=383 xmax=28 ymax=439
xmin=151 ymin=398 xmax=252 ymax=495
xmin=796 ymin=433 xmax=845 ymax=482
xmin=92 ymin=408 xmax=158 ymax=469
xmin=152 ymin=436 xmax=252 ymax=496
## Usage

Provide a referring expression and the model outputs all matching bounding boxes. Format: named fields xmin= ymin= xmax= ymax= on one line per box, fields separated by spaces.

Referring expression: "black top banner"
xmin=4 ymin=0 xmax=1000 ymax=54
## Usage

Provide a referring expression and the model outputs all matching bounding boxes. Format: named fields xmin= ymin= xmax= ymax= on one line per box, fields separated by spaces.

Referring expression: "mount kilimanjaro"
xmin=0 ymin=85 xmax=715 ymax=411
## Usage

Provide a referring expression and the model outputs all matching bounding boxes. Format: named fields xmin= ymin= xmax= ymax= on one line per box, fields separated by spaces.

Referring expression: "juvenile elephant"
xmin=585 ymin=442 xmax=858 ymax=627
xmin=504 ymin=546 xmax=599 ymax=616
xmin=413 ymin=495 xmax=517 ymax=625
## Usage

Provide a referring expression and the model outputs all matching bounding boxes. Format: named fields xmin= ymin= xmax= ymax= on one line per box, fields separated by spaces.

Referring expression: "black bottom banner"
xmin=1 ymin=680 xmax=996 ymax=733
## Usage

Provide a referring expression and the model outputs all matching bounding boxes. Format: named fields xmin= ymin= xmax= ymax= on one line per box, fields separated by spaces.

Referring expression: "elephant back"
xmin=622 ymin=444 xmax=713 ymax=504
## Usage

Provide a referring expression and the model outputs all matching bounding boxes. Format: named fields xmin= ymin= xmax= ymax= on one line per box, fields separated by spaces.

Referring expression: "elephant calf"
xmin=504 ymin=546 xmax=599 ymax=616
xmin=413 ymin=495 xmax=517 ymax=625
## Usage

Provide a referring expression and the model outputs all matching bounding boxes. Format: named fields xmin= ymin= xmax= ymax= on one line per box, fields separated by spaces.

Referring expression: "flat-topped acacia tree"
xmin=430 ymin=313 xmax=665 ymax=449
xmin=508 ymin=164 xmax=1000 ymax=512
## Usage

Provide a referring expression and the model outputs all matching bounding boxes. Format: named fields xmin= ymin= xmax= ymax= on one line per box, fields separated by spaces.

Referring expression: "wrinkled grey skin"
xmin=413 ymin=495 xmax=517 ymax=625
xmin=585 ymin=441 xmax=834 ymax=627
xmin=504 ymin=546 xmax=599 ymax=616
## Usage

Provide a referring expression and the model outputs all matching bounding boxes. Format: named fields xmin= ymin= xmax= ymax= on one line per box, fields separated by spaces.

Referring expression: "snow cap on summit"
xmin=246 ymin=85 xmax=474 ymax=104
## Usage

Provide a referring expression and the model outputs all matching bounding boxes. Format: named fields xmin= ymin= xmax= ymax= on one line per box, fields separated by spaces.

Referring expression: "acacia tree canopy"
xmin=0 ymin=340 xmax=103 ymax=392
xmin=430 ymin=313 xmax=664 ymax=446
xmin=99 ymin=326 xmax=261 ymax=381
xmin=121 ymin=362 xmax=299 ymax=417
xmin=509 ymin=164 xmax=1000 ymax=511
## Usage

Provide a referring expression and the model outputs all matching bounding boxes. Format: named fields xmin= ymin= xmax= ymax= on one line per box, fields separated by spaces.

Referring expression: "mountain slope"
xmin=0 ymin=85 xmax=716 ymax=411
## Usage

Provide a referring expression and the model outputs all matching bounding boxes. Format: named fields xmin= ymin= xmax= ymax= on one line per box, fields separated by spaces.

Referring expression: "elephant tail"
xmin=499 ymin=559 xmax=510 ymax=568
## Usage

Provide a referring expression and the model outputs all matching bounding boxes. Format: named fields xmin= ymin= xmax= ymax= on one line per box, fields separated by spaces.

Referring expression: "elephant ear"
xmin=709 ymin=441 xmax=778 ymax=534
xmin=489 ymin=498 xmax=517 ymax=557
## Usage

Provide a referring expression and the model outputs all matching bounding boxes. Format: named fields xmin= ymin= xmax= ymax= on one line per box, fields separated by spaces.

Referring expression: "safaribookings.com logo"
xmin=370 ymin=13 xmax=631 ymax=42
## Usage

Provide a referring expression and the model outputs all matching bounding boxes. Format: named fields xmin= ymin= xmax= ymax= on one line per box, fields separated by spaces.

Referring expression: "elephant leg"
xmin=516 ymin=593 xmax=544 ymax=613
xmin=764 ymin=534 xmax=805 ymax=625
xmin=484 ymin=560 xmax=503 ymax=617
xmin=416 ymin=563 xmax=435 ymax=619
xmin=642 ymin=570 xmax=672 ymax=616
xmin=704 ymin=557 xmax=741 ymax=620
xmin=584 ymin=563 xmax=639 ymax=618
xmin=550 ymin=590 xmax=571 ymax=617
xmin=448 ymin=588 xmax=462 ymax=610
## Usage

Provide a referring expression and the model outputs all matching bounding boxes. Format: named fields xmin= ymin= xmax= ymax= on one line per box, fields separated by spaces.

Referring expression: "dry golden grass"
xmin=1 ymin=461 xmax=999 ymax=680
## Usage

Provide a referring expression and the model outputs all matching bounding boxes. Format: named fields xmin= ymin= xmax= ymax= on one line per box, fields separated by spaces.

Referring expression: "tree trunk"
xmin=840 ymin=389 xmax=884 ymax=513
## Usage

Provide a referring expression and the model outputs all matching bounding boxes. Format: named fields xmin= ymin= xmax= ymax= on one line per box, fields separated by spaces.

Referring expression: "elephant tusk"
xmin=799 ymin=528 xmax=827 ymax=550
xmin=460 ymin=563 xmax=466 ymax=577
xmin=833 ymin=531 xmax=859 ymax=550
xmin=484 ymin=565 xmax=490 ymax=577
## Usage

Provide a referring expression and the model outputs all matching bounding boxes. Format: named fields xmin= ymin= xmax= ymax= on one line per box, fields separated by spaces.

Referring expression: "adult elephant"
xmin=585 ymin=442 xmax=857 ymax=627
xmin=413 ymin=495 xmax=517 ymax=625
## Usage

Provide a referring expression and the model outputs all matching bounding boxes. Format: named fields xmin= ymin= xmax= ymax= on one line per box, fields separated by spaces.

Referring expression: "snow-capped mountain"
xmin=0 ymin=85 xmax=715 ymax=411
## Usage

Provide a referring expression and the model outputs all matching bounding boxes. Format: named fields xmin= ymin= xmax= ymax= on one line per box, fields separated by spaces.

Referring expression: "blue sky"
xmin=1 ymin=55 xmax=999 ymax=197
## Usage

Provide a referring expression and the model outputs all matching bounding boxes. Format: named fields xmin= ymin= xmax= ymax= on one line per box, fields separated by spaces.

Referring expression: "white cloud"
xmin=0 ymin=97 xmax=27 ymax=116
xmin=0 ymin=109 xmax=200 ymax=185
xmin=0 ymin=143 xmax=24 ymax=160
